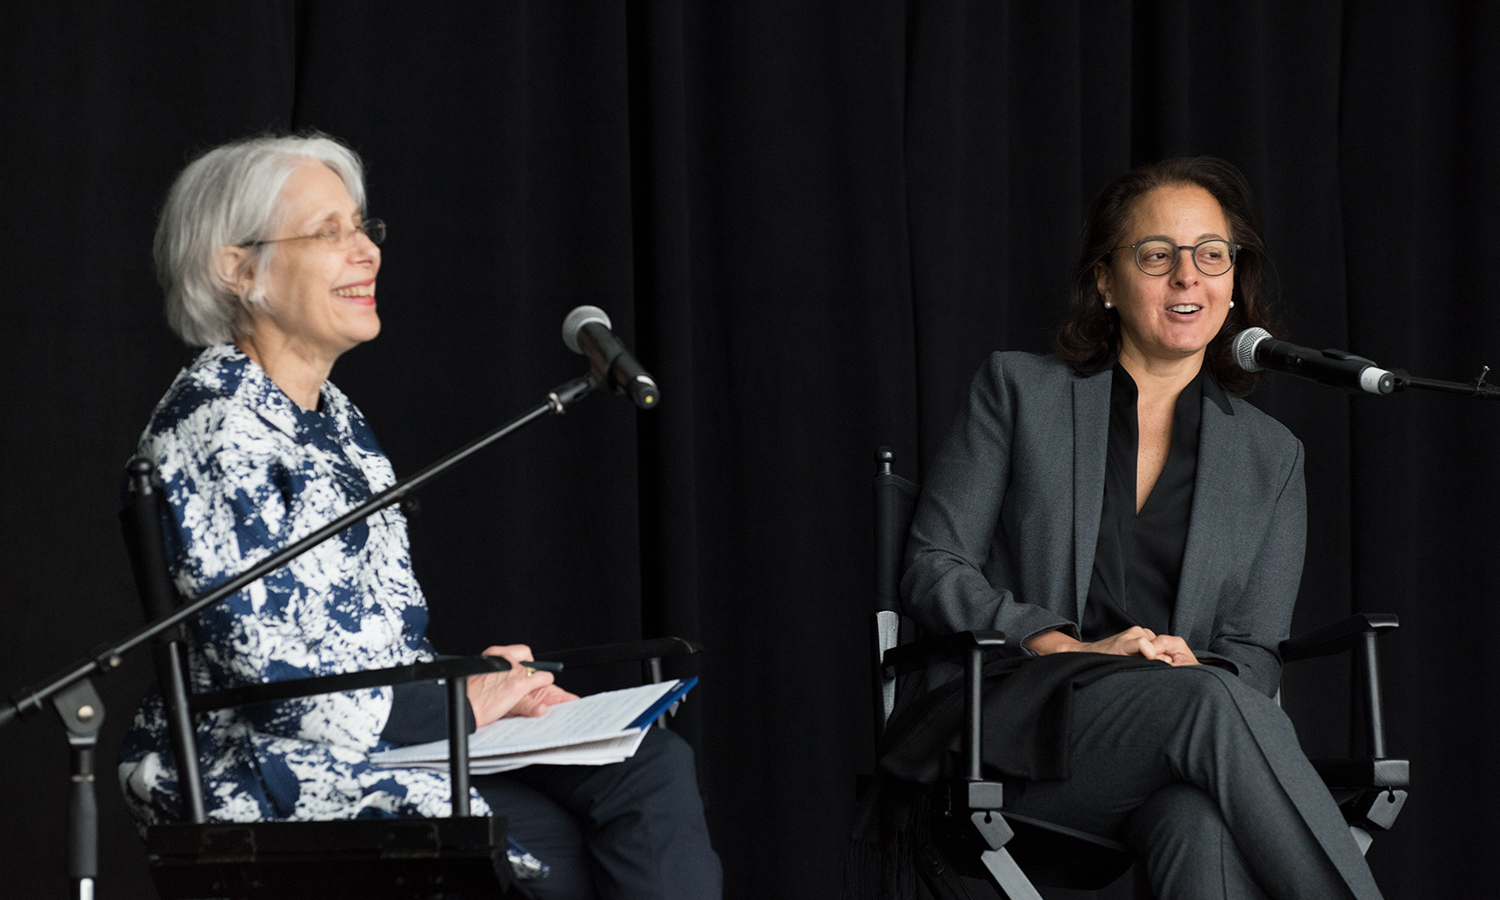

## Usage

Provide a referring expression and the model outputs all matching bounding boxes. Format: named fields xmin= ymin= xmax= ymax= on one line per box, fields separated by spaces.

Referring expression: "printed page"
xmin=394 ymin=730 xmax=652 ymax=775
xmin=373 ymin=679 xmax=679 ymax=767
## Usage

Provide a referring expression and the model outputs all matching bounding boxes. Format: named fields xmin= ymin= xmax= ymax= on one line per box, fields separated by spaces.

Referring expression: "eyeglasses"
xmin=1109 ymin=238 xmax=1239 ymax=277
xmin=241 ymin=219 xmax=386 ymax=250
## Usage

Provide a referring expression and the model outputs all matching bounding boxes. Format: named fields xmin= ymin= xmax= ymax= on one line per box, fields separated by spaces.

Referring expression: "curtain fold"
xmin=0 ymin=2 xmax=1492 ymax=897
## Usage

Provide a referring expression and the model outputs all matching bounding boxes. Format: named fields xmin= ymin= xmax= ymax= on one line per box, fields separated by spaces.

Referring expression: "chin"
xmin=1172 ymin=327 xmax=1220 ymax=355
xmin=344 ymin=311 xmax=382 ymax=344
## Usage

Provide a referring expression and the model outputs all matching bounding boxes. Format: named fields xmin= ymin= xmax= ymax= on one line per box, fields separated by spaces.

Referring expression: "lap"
xmin=502 ymin=724 xmax=701 ymax=818
xmin=987 ymin=666 xmax=1373 ymax=899
xmin=1002 ymin=665 xmax=1292 ymax=836
xmin=474 ymin=728 xmax=719 ymax=900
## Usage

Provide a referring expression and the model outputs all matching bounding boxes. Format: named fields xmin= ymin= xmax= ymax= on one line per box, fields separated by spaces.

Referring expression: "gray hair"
xmin=153 ymin=133 xmax=368 ymax=345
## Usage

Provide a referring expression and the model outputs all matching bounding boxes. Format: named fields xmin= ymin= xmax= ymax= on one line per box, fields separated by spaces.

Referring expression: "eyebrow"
xmin=1136 ymin=232 xmax=1228 ymax=243
xmin=299 ymin=210 xmax=362 ymax=230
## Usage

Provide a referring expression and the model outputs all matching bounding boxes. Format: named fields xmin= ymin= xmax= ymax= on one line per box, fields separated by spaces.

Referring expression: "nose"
xmin=349 ymin=230 xmax=380 ymax=266
xmin=1169 ymin=247 xmax=1198 ymax=286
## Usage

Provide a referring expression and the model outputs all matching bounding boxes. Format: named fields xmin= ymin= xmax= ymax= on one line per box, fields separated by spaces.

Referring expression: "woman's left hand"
xmin=466 ymin=644 xmax=579 ymax=727
xmin=1148 ymin=634 xmax=1200 ymax=667
xmin=478 ymin=644 xmax=580 ymax=718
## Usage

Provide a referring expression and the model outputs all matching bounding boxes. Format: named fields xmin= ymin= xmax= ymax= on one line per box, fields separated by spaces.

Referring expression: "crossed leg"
xmin=998 ymin=665 xmax=1380 ymax=900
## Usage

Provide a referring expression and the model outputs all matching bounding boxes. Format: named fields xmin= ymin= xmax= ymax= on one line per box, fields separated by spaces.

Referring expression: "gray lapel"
xmin=1071 ymin=373 xmax=1111 ymax=624
xmin=1172 ymin=393 xmax=1239 ymax=640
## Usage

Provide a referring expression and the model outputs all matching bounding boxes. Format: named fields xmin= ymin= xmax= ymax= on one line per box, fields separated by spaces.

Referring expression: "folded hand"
xmin=1026 ymin=626 xmax=1200 ymax=666
xmin=464 ymin=644 xmax=579 ymax=728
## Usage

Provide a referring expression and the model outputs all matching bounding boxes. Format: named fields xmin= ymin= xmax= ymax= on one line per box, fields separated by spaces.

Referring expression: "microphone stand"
xmin=1392 ymin=364 xmax=1500 ymax=400
xmin=0 ymin=372 xmax=602 ymax=900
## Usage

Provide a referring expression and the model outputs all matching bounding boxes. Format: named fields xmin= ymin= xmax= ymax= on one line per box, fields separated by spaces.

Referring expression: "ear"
xmin=214 ymin=246 xmax=255 ymax=298
xmin=1094 ymin=261 xmax=1112 ymax=306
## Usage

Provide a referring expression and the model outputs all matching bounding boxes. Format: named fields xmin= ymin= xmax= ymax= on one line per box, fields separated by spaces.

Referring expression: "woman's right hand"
xmin=464 ymin=644 xmax=558 ymax=729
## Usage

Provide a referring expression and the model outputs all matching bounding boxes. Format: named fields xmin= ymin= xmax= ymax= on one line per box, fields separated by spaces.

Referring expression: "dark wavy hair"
xmin=1055 ymin=156 xmax=1278 ymax=396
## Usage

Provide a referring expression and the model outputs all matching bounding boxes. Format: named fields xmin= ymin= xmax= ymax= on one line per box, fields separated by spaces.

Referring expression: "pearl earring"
xmin=1103 ymin=300 xmax=1113 ymax=309
xmin=1229 ymin=300 xmax=1235 ymax=308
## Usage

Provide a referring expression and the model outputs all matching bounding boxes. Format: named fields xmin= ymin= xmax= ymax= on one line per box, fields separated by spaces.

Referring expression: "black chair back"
xmin=120 ymin=458 xmax=208 ymax=824
xmin=871 ymin=448 xmax=919 ymax=741
xmin=873 ymin=447 xmax=919 ymax=614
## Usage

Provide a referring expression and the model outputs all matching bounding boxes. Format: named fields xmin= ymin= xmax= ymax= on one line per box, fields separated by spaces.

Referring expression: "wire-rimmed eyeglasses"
xmin=240 ymin=219 xmax=386 ymax=250
xmin=1109 ymin=238 xmax=1239 ymax=277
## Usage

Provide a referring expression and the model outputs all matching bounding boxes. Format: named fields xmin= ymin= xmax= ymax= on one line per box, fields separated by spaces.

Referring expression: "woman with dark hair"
xmin=889 ymin=157 xmax=1383 ymax=898
xmin=1056 ymin=155 xmax=1276 ymax=394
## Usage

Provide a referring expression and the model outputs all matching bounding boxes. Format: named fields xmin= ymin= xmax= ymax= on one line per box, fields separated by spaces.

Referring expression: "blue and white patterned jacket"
xmin=118 ymin=344 xmax=499 ymax=829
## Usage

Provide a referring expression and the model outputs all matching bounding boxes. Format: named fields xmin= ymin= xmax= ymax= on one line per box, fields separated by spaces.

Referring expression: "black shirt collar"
xmin=1108 ymin=357 xmax=1232 ymax=418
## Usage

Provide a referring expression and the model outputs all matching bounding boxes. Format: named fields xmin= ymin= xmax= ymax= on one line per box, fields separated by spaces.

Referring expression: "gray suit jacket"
xmin=901 ymin=352 xmax=1306 ymax=698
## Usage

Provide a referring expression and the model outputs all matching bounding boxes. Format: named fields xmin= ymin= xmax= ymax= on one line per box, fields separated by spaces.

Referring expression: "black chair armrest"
xmin=539 ymin=637 xmax=704 ymax=669
xmin=882 ymin=630 xmax=1018 ymax=677
xmin=1280 ymin=613 xmax=1399 ymax=662
xmin=1311 ymin=758 xmax=1410 ymax=790
xmin=1282 ymin=612 xmax=1404 ymax=766
xmin=881 ymin=631 xmax=1018 ymax=798
xmin=189 ymin=656 xmax=513 ymax=713
xmin=191 ymin=638 xmax=705 ymax=713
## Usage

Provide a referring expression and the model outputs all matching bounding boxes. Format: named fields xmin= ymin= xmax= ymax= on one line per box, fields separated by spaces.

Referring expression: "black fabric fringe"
xmin=842 ymin=774 xmax=933 ymax=900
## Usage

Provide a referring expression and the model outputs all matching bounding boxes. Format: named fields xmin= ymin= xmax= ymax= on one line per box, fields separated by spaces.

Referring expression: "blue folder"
xmin=626 ymin=677 xmax=698 ymax=729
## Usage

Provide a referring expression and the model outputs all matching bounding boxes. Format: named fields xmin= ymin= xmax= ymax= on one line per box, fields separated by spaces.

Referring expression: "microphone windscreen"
xmin=562 ymin=305 xmax=612 ymax=354
xmin=1233 ymin=327 xmax=1272 ymax=373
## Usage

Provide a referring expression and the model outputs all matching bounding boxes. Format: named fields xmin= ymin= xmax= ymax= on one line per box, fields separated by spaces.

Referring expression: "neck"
xmin=1116 ymin=344 xmax=1204 ymax=404
xmin=234 ymin=331 xmax=336 ymax=411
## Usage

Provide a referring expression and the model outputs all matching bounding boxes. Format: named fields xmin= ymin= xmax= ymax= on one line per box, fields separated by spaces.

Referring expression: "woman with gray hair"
xmin=118 ymin=133 xmax=720 ymax=899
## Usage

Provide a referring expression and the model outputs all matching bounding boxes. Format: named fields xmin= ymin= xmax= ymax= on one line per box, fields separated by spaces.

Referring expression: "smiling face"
xmin=247 ymin=160 xmax=381 ymax=363
xmin=1095 ymin=183 xmax=1233 ymax=373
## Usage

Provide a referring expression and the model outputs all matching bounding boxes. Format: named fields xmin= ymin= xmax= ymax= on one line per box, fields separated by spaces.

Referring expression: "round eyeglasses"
xmin=240 ymin=218 xmax=386 ymax=250
xmin=1110 ymin=238 xmax=1239 ymax=277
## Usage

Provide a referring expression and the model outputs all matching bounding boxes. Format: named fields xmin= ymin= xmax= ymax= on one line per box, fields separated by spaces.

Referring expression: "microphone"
xmin=1233 ymin=327 xmax=1395 ymax=395
xmin=561 ymin=306 xmax=661 ymax=409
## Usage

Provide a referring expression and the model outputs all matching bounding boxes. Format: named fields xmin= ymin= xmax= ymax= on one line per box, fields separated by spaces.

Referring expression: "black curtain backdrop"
xmin=0 ymin=3 xmax=1493 ymax=898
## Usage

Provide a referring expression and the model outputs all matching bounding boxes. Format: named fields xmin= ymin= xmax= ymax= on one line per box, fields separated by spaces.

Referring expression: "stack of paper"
xmin=372 ymin=677 xmax=696 ymax=775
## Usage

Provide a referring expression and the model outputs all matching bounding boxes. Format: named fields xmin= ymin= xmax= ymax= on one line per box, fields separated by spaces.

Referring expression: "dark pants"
xmin=1001 ymin=666 xmax=1381 ymax=900
xmin=472 ymin=727 xmax=721 ymax=900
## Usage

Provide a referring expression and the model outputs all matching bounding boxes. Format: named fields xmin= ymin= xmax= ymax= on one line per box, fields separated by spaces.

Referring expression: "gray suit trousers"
xmin=1000 ymin=666 xmax=1382 ymax=900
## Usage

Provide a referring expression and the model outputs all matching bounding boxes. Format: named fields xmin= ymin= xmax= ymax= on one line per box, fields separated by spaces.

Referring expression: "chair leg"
xmin=916 ymin=842 xmax=984 ymax=900
xmin=978 ymin=848 xmax=1044 ymax=900
xmin=915 ymin=838 xmax=1046 ymax=900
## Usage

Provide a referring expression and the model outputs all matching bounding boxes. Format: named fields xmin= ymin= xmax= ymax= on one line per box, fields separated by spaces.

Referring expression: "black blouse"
xmin=1080 ymin=362 xmax=1229 ymax=641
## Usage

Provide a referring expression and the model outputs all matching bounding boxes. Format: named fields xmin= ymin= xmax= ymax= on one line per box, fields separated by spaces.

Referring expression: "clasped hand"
xmin=464 ymin=644 xmax=581 ymax=729
xmin=1025 ymin=626 xmax=1200 ymax=666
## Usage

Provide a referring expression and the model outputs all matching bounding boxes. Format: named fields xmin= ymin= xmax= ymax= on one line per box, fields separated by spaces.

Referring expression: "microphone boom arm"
xmin=1392 ymin=365 xmax=1500 ymax=400
xmin=0 ymin=373 xmax=601 ymax=731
